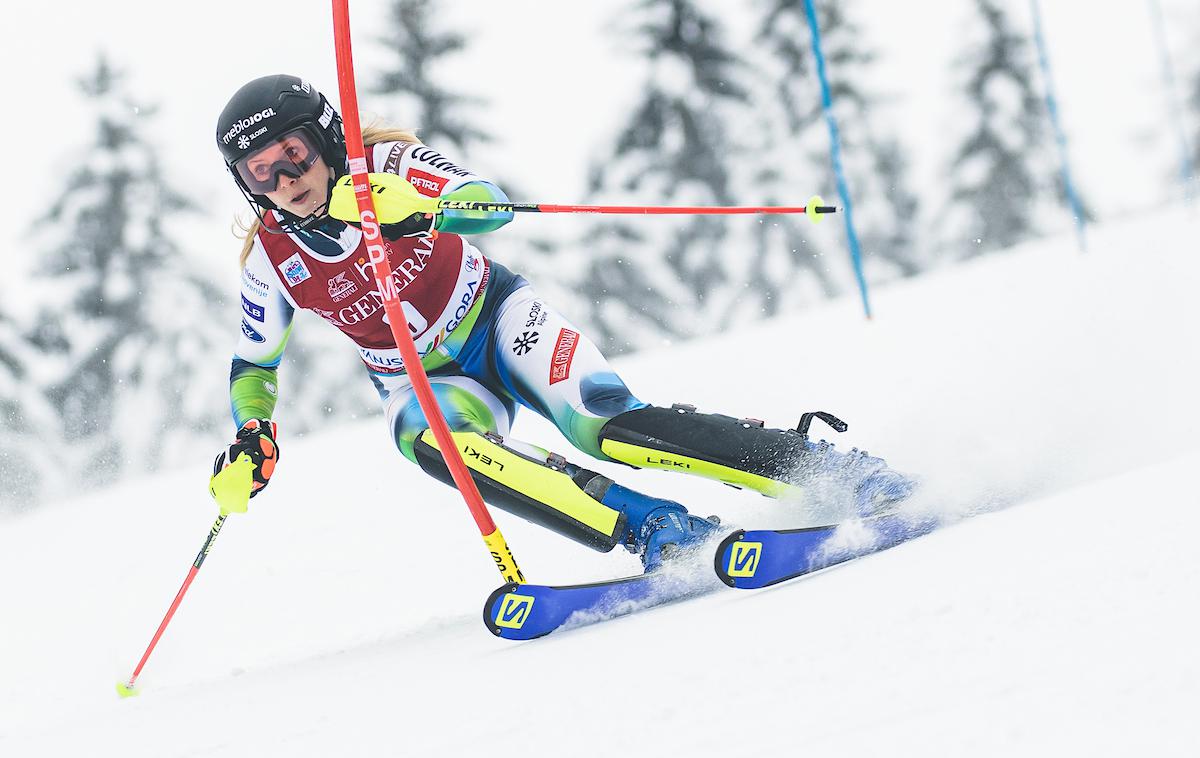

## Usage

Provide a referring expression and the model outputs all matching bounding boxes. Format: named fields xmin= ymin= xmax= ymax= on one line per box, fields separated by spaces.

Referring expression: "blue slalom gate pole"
xmin=802 ymin=0 xmax=872 ymax=318
xmin=1029 ymin=0 xmax=1088 ymax=252
xmin=1147 ymin=0 xmax=1197 ymax=202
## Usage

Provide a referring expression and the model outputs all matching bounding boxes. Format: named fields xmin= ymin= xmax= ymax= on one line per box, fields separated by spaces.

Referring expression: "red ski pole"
xmin=436 ymin=199 xmax=838 ymax=221
xmin=332 ymin=0 xmax=523 ymax=585
xmin=117 ymin=515 xmax=227 ymax=697
xmin=117 ymin=454 xmax=256 ymax=697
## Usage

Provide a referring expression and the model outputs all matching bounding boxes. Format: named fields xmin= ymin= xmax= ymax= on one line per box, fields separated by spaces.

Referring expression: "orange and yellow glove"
xmin=212 ymin=418 xmax=280 ymax=499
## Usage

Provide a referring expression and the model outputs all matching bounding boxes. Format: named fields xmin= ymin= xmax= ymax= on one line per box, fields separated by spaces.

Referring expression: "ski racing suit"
xmin=229 ymin=142 xmax=910 ymax=554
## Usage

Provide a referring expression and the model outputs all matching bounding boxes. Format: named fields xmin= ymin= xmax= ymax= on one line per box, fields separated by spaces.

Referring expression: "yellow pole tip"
xmin=806 ymin=195 xmax=826 ymax=224
xmin=116 ymin=681 xmax=140 ymax=698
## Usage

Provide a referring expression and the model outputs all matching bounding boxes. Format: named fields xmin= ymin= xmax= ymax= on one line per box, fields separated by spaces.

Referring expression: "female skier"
xmin=213 ymin=75 xmax=912 ymax=572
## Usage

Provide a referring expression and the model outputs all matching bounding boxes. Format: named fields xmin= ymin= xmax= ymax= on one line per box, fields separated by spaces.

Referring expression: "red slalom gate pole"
xmin=332 ymin=0 xmax=523 ymax=584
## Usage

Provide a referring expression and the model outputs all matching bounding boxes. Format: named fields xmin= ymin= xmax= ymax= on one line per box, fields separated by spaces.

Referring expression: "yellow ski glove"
xmin=328 ymin=173 xmax=442 ymax=239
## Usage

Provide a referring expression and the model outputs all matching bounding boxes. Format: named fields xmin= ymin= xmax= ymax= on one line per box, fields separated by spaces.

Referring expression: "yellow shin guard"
xmin=414 ymin=430 xmax=626 ymax=551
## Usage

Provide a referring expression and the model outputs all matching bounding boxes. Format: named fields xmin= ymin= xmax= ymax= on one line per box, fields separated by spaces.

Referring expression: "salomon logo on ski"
xmin=727 ymin=541 xmax=762 ymax=578
xmin=494 ymin=593 xmax=534 ymax=629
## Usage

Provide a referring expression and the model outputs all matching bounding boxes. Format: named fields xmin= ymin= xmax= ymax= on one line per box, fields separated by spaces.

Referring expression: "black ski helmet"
xmin=215 ymin=74 xmax=346 ymax=226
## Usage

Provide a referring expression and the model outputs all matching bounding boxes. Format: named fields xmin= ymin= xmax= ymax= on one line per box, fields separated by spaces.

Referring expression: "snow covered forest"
xmin=1 ymin=0 xmax=1198 ymax=511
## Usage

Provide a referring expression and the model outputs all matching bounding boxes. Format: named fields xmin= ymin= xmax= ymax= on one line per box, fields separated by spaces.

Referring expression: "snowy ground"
xmin=2 ymin=207 xmax=1198 ymax=756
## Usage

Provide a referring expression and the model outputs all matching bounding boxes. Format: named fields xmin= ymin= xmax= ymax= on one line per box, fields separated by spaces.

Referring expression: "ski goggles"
xmin=233 ymin=127 xmax=322 ymax=194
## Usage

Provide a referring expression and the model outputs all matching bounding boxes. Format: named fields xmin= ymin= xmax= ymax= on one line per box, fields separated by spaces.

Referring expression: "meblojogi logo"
xmin=222 ymin=108 xmax=277 ymax=145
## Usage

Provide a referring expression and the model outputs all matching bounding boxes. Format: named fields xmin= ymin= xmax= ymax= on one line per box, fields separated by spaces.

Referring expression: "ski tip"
xmin=483 ymin=582 xmax=525 ymax=638
xmin=116 ymin=680 xmax=140 ymax=699
xmin=713 ymin=529 xmax=747 ymax=587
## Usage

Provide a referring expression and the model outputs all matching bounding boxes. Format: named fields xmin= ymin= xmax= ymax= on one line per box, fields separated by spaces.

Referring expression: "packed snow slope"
xmin=2 ymin=208 xmax=1198 ymax=756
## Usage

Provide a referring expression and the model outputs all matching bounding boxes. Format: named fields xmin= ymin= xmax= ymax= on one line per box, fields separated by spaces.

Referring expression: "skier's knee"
xmin=544 ymin=386 xmax=646 ymax=461
xmin=392 ymin=389 xmax=501 ymax=463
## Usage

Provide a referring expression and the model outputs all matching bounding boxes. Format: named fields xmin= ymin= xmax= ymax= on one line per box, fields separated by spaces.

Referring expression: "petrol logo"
xmin=494 ymin=593 xmax=534 ymax=630
xmin=406 ymin=168 xmax=448 ymax=197
xmin=727 ymin=542 xmax=763 ymax=578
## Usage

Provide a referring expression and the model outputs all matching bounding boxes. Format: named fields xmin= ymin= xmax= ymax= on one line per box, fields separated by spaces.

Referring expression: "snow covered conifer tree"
xmin=0 ymin=311 xmax=51 ymax=510
xmin=28 ymin=55 xmax=228 ymax=486
xmin=1191 ymin=63 xmax=1200 ymax=183
xmin=578 ymin=0 xmax=751 ymax=354
xmin=371 ymin=0 xmax=490 ymax=155
xmin=942 ymin=0 xmax=1089 ymax=256
xmin=368 ymin=0 xmax=557 ymax=320
xmin=757 ymin=0 xmax=922 ymax=283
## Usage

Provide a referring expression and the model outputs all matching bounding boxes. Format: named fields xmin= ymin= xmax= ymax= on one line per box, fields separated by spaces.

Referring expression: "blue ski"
xmin=484 ymin=513 xmax=940 ymax=639
xmin=483 ymin=567 xmax=718 ymax=640
xmin=714 ymin=512 xmax=939 ymax=589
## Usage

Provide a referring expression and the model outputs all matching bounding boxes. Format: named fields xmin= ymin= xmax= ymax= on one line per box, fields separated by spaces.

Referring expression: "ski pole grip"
xmin=209 ymin=453 xmax=256 ymax=516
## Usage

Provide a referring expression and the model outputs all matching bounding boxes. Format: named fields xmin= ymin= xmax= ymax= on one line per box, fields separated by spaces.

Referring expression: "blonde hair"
xmin=235 ymin=124 xmax=422 ymax=267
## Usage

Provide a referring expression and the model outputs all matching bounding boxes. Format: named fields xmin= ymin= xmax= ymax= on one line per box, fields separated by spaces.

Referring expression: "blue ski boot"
xmin=601 ymin=483 xmax=721 ymax=572
xmin=798 ymin=436 xmax=917 ymax=517
xmin=853 ymin=460 xmax=917 ymax=516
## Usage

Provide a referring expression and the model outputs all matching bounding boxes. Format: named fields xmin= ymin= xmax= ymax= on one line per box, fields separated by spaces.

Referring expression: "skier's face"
xmin=259 ymin=151 xmax=333 ymax=218
xmin=239 ymin=130 xmax=332 ymax=217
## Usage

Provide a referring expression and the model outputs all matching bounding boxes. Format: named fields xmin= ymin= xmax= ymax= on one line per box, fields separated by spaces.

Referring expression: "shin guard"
xmin=598 ymin=404 xmax=819 ymax=497
xmin=413 ymin=430 xmax=626 ymax=552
